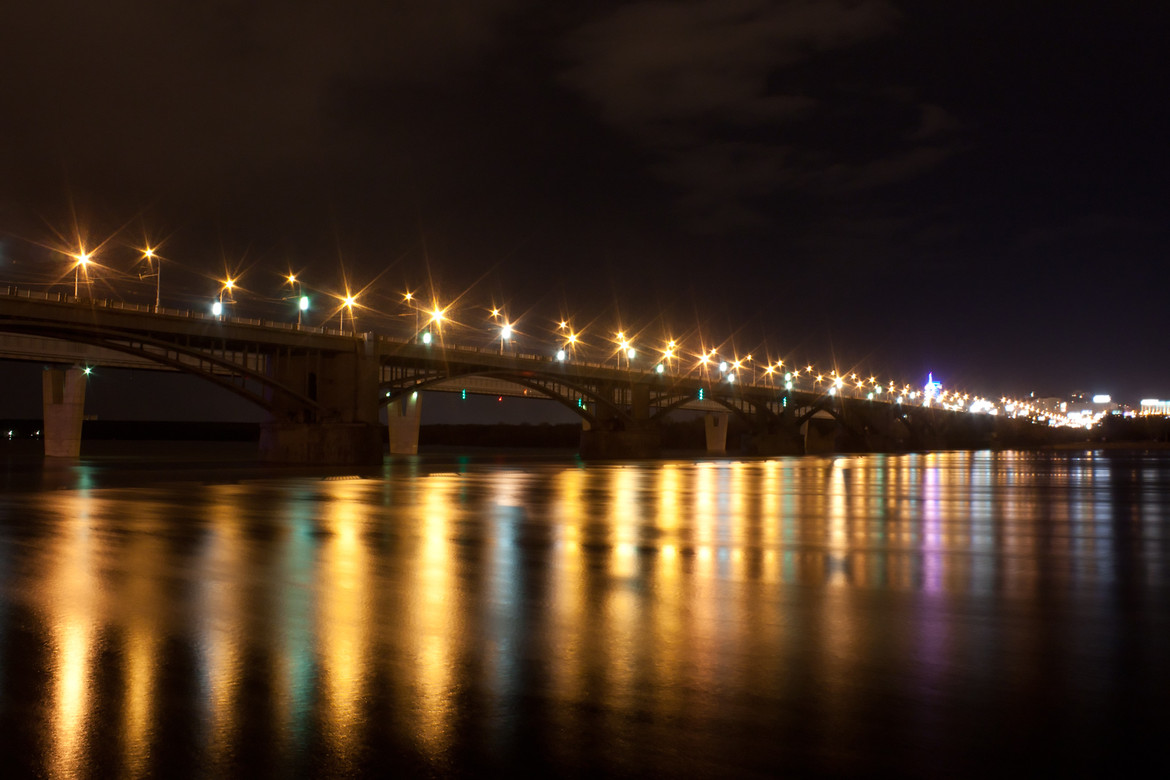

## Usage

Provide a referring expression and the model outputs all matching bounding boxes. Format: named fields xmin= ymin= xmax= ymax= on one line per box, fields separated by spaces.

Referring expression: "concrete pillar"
xmin=259 ymin=346 xmax=385 ymax=464
xmin=388 ymin=392 xmax=423 ymax=455
xmin=42 ymin=367 xmax=87 ymax=457
xmin=803 ymin=414 xmax=838 ymax=455
xmin=704 ymin=412 xmax=729 ymax=453
xmin=631 ymin=383 xmax=650 ymax=421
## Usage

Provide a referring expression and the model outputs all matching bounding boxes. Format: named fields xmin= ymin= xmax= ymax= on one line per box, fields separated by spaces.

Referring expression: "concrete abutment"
xmin=387 ymin=393 xmax=423 ymax=455
xmin=42 ymin=367 xmax=87 ymax=457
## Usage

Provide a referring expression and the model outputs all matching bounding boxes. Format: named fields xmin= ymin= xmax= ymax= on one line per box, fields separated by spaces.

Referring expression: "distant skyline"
xmin=3 ymin=2 xmax=1168 ymax=414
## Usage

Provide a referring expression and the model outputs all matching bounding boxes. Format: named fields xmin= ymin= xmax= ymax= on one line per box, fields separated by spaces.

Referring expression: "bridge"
xmin=0 ymin=285 xmax=1049 ymax=463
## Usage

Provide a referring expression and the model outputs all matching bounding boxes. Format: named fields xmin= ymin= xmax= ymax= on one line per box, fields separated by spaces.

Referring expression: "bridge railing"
xmin=2 ymin=284 xmax=1065 ymax=424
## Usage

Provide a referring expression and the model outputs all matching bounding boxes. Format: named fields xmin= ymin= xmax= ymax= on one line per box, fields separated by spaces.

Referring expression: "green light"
xmin=577 ymin=397 xmax=583 ymax=408
xmin=698 ymin=388 xmax=704 ymax=400
xmin=461 ymin=388 xmax=467 ymax=400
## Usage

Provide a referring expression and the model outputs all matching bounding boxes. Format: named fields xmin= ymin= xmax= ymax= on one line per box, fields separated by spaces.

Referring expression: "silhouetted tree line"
xmin=1095 ymin=415 xmax=1170 ymax=443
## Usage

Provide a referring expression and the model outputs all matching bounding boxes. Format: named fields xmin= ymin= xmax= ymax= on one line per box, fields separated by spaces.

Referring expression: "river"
xmin=0 ymin=444 xmax=1167 ymax=777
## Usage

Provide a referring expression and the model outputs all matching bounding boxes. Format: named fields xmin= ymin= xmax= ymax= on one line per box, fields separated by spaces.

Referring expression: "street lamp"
xmin=421 ymin=303 xmax=446 ymax=344
xmin=73 ymin=250 xmax=91 ymax=297
xmin=213 ymin=277 xmax=236 ymax=319
xmin=287 ymin=274 xmax=309 ymax=327
xmin=615 ymin=331 xmax=628 ymax=368
xmin=500 ymin=322 xmax=513 ymax=354
xmin=403 ymin=291 xmax=421 ymax=338
xmin=141 ymin=247 xmax=160 ymax=310
xmin=340 ymin=293 xmax=356 ymax=332
xmin=662 ymin=339 xmax=676 ymax=373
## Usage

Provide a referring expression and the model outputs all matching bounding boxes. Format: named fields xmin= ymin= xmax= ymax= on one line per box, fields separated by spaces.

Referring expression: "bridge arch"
xmin=0 ymin=318 xmax=322 ymax=415
xmin=380 ymin=368 xmax=639 ymax=428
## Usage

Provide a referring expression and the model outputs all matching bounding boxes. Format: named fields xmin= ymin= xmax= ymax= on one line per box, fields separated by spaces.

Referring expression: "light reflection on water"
xmin=1 ymin=450 xmax=1169 ymax=776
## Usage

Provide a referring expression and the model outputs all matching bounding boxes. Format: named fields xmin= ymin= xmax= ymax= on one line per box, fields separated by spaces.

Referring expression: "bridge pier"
xmin=261 ymin=345 xmax=386 ymax=464
xmin=803 ymin=414 xmax=838 ymax=455
xmin=704 ymin=412 xmax=729 ymax=453
xmin=42 ymin=366 xmax=87 ymax=457
xmin=387 ymin=392 xmax=423 ymax=455
xmin=579 ymin=383 xmax=661 ymax=459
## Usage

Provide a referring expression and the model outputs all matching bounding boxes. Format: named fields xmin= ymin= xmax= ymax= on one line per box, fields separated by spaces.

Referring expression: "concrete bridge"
xmin=0 ymin=286 xmax=1041 ymax=463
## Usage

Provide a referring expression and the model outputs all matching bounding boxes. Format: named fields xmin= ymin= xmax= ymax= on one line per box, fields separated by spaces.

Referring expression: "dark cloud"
xmin=556 ymin=1 xmax=967 ymax=230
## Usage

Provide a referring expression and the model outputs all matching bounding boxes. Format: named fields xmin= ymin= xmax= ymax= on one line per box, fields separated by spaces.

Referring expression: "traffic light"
xmin=461 ymin=388 xmax=467 ymax=400
xmin=698 ymin=388 xmax=704 ymax=400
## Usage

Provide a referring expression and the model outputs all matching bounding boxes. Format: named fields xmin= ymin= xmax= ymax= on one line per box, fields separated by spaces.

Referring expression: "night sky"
xmin=2 ymin=2 xmax=1168 ymax=418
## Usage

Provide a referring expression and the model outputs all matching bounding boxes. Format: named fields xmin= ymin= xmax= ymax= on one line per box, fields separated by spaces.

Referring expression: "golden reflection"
xmin=317 ymin=480 xmax=371 ymax=761
xmin=120 ymin=502 xmax=170 ymax=777
xmin=657 ymin=463 xmax=680 ymax=536
xmin=760 ymin=460 xmax=781 ymax=553
xmin=826 ymin=461 xmax=849 ymax=587
xmin=198 ymin=485 xmax=247 ymax=766
xmin=694 ymin=462 xmax=716 ymax=552
xmin=45 ymin=491 xmax=99 ymax=779
xmin=609 ymin=467 xmax=642 ymax=546
xmin=408 ymin=474 xmax=459 ymax=758
xmin=549 ymin=467 xmax=588 ymax=710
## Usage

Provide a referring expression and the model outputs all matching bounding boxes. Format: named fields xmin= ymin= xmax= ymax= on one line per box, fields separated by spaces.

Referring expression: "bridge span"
xmin=1 ymin=286 xmax=1041 ymax=463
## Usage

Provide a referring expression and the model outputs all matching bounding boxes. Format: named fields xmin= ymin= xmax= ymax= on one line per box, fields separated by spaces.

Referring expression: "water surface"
xmin=0 ymin=446 xmax=1167 ymax=776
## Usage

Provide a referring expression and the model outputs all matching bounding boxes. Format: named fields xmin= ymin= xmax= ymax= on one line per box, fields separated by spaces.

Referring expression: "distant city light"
xmin=1092 ymin=394 xmax=1111 ymax=404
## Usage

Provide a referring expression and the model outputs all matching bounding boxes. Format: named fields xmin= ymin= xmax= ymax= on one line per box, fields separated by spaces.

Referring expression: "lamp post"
xmin=404 ymin=291 xmax=420 ymax=338
xmin=340 ymin=294 xmax=356 ymax=333
xmin=426 ymin=304 xmax=445 ymax=344
xmin=500 ymin=322 xmax=513 ymax=354
xmin=287 ymin=275 xmax=306 ymax=327
xmin=142 ymin=247 xmax=160 ymax=310
xmin=73 ymin=251 xmax=91 ymax=297
xmin=213 ymin=277 xmax=236 ymax=319
xmin=663 ymin=339 xmax=677 ymax=374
